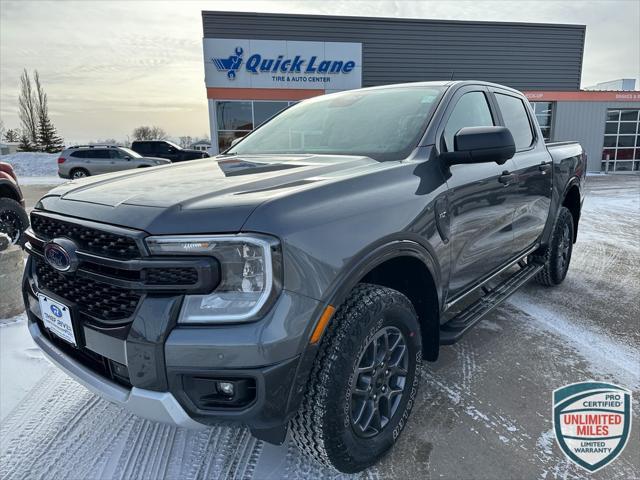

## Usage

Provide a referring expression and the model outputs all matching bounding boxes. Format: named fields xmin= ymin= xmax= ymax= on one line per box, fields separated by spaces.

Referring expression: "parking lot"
xmin=1 ymin=175 xmax=638 ymax=479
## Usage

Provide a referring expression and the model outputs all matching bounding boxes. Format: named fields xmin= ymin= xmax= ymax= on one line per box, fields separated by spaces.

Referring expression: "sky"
xmin=1 ymin=0 xmax=639 ymax=144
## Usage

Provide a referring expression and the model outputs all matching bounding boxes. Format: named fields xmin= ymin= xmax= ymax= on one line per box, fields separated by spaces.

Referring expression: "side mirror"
xmin=124 ymin=156 xmax=131 ymax=160
xmin=441 ymin=126 xmax=515 ymax=165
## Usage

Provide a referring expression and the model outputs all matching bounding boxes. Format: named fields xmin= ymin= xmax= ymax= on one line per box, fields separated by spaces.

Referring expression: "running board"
xmin=439 ymin=262 xmax=543 ymax=345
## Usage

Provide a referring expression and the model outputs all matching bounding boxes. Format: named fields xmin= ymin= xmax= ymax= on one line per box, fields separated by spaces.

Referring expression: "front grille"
xmin=145 ymin=267 xmax=198 ymax=285
xmin=31 ymin=214 xmax=140 ymax=260
xmin=35 ymin=259 xmax=141 ymax=322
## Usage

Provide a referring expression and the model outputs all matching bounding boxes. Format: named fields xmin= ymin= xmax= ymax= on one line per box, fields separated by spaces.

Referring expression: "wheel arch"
xmin=562 ymin=181 xmax=581 ymax=242
xmin=323 ymin=238 xmax=442 ymax=362
xmin=0 ymin=180 xmax=21 ymax=202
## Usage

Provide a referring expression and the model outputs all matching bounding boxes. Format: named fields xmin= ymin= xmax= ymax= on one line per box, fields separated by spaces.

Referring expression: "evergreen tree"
xmin=3 ymin=129 xmax=20 ymax=143
xmin=17 ymin=133 xmax=33 ymax=152
xmin=37 ymin=114 xmax=64 ymax=152
xmin=34 ymin=71 xmax=64 ymax=152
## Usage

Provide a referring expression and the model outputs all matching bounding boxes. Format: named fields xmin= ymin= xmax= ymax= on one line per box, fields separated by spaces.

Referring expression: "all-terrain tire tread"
xmin=290 ymin=283 xmax=415 ymax=471
xmin=533 ymin=206 xmax=573 ymax=286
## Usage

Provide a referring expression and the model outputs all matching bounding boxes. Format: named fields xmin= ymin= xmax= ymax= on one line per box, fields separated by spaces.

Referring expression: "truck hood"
xmin=38 ymin=154 xmax=388 ymax=234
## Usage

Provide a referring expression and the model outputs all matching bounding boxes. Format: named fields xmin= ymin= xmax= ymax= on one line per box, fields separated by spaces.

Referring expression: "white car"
xmin=58 ymin=145 xmax=170 ymax=179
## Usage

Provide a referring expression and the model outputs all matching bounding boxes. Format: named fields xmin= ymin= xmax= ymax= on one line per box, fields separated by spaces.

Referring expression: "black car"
xmin=130 ymin=140 xmax=209 ymax=162
xmin=24 ymin=81 xmax=585 ymax=473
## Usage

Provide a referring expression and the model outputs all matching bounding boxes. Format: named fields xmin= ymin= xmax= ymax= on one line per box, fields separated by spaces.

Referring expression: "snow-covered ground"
xmin=0 ymin=176 xmax=638 ymax=479
xmin=0 ymin=314 xmax=50 ymax=421
xmin=1 ymin=152 xmax=65 ymax=184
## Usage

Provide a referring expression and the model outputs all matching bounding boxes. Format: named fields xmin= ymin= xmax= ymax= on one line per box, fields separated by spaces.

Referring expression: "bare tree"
xmin=132 ymin=125 xmax=168 ymax=141
xmin=178 ymin=136 xmax=193 ymax=148
xmin=150 ymin=126 xmax=168 ymax=140
xmin=18 ymin=69 xmax=38 ymax=148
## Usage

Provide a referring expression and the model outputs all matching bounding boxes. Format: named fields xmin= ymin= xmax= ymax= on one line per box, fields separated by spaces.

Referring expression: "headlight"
xmin=145 ymin=234 xmax=281 ymax=323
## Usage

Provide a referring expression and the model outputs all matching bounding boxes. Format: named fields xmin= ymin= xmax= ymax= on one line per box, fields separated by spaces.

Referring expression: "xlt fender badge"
xmin=434 ymin=197 xmax=450 ymax=243
xmin=553 ymin=382 xmax=632 ymax=473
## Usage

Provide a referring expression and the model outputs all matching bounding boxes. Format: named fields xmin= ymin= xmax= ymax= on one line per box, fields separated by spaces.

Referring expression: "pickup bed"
xmin=23 ymin=81 xmax=585 ymax=473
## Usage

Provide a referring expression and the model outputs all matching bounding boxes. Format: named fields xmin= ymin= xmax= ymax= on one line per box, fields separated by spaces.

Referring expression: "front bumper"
xmin=24 ymin=254 xmax=321 ymax=444
xmin=28 ymin=318 xmax=204 ymax=429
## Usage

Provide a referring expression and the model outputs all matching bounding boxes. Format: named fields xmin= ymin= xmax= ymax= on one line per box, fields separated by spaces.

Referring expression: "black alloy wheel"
xmin=350 ymin=326 xmax=409 ymax=438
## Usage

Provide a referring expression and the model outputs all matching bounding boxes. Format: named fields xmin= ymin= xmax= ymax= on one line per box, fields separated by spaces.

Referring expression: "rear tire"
xmin=291 ymin=284 xmax=422 ymax=473
xmin=70 ymin=168 xmax=90 ymax=179
xmin=0 ymin=197 xmax=29 ymax=245
xmin=534 ymin=206 xmax=574 ymax=286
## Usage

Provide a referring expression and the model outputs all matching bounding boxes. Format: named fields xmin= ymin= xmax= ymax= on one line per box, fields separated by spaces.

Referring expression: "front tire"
xmin=291 ymin=284 xmax=422 ymax=473
xmin=0 ymin=197 xmax=29 ymax=245
xmin=70 ymin=168 xmax=90 ymax=179
xmin=534 ymin=206 xmax=574 ymax=286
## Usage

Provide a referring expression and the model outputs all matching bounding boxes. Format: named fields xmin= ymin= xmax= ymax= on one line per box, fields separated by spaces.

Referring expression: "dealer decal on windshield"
xmin=553 ymin=381 xmax=632 ymax=472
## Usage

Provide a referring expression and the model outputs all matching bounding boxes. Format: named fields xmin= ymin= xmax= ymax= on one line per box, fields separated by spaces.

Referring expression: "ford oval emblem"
xmin=44 ymin=240 xmax=78 ymax=272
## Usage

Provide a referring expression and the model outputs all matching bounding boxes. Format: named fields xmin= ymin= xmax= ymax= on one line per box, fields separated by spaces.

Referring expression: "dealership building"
xmin=202 ymin=11 xmax=640 ymax=173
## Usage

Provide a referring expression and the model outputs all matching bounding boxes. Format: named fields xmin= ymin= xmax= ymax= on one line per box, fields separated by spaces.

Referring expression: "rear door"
xmin=132 ymin=142 xmax=151 ymax=156
xmin=490 ymin=89 xmax=552 ymax=255
xmin=90 ymin=149 xmax=114 ymax=174
xmin=439 ymin=86 xmax=519 ymax=298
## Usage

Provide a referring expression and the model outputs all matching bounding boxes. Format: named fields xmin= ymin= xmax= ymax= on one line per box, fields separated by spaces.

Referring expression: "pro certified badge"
xmin=553 ymin=382 xmax=632 ymax=472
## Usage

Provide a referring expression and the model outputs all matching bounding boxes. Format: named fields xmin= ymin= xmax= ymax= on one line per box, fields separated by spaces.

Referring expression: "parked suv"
xmin=24 ymin=81 xmax=585 ymax=473
xmin=58 ymin=145 xmax=171 ymax=179
xmin=0 ymin=161 xmax=29 ymax=244
xmin=131 ymin=140 xmax=209 ymax=162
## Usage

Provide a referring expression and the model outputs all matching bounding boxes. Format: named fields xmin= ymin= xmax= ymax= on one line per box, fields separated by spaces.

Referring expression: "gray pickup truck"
xmin=23 ymin=81 xmax=585 ymax=473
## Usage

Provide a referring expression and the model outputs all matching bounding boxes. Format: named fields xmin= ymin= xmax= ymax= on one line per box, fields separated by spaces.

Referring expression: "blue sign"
xmin=50 ymin=304 xmax=63 ymax=318
xmin=212 ymin=47 xmax=244 ymax=80
xmin=212 ymin=46 xmax=357 ymax=81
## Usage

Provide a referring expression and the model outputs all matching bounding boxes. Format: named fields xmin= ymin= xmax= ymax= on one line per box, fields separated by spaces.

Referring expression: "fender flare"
xmin=322 ymin=235 xmax=442 ymax=311
xmin=541 ymin=175 xmax=582 ymax=247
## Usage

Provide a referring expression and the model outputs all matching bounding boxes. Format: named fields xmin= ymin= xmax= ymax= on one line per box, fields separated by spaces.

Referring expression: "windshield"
xmin=165 ymin=140 xmax=181 ymax=149
xmin=119 ymin=147 xmax=141 ymax=158
xmin=228 ymin=86 xmax=445 ymax=161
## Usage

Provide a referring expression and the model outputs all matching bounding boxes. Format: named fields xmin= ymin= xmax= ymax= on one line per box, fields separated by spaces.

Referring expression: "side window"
xmin=155 ymin=142 xmax=170 ymax=154
xmin=110 ymin=150 xmax=124 ymax=159
xmin=136 ymin=142 xmax=149 ymax=152
xmin=92 ymin=150 xmax=110 ymax=159
xmin=495 ymin=93 xmax=534 ymax=150
xmin=443 ymin=92 xmax=494 ymax=151
xmin=70 ymin=151 xmax=86 ymax=158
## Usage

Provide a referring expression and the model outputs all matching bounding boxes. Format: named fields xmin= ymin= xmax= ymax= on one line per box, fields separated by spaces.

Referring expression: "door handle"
xmin=539 ymin=162 xmax=552 ymax=174
xmin=499 ymin=172 xmax=517 ymax=185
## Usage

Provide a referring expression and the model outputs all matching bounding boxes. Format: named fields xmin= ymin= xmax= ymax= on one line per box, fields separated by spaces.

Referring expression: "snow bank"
xmin=1 ymin=152 xmax=59 ymax=177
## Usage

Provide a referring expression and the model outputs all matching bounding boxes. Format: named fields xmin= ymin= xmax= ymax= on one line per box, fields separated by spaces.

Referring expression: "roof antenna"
xmin=450 ymin=71 xmax=455 ymax=80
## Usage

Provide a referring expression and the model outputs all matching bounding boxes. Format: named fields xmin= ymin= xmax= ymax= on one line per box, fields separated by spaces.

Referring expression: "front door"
xmin=491 ymin=89 xmax=553 ymax=255
xmin=438 ymin=87 xmax=519 ymax=298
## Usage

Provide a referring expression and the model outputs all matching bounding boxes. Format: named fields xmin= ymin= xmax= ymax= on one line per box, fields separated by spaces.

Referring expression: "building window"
xmin=601 ymin=109 xmax=640 ymax=172
xmin=530 ymin=102 xmax=553 ymax=141
xmin=215 ymin=100 xmax=293 ymax=152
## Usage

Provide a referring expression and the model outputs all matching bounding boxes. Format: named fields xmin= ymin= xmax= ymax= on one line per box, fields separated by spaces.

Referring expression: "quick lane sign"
xmin=204 ymin=38 xmax=362 ymax=91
